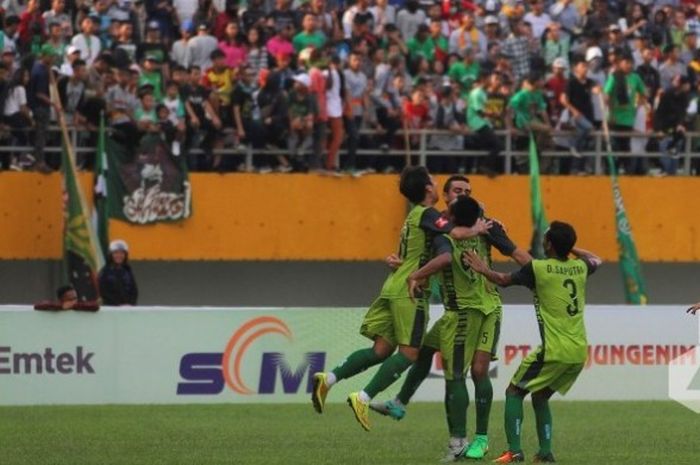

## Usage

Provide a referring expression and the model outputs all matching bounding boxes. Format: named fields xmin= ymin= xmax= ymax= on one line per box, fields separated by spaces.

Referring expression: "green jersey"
xmin=467 ymin=86 xmax=490 ymax=131
xmin=407 ymin=37 xmax=435 ymax=62
xmin=292 ymin=31 xmax=327 ymax=52
xmin=448 ymin=61 xmax=480 ymax=94
xmin=380 ymin=205 xmax=454 ymax=298
xmin=511 ymin=257 xmax=598 ymax=363
xmin=508 ymin=88 xmax=546 ymax=129
xmin=434 ymin=222 xmax=516 ymax=314
xmin=603 ymin=72 xmax=646 ymax=127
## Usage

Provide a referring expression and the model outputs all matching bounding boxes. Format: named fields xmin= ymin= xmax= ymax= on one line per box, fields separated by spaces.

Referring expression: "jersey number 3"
xmin=563 ymin=279 xmax=579 ymax=317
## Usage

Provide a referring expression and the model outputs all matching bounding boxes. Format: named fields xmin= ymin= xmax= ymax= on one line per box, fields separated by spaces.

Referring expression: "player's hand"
xmin=407 ymin=276 xmax=426 ymax=302
xmin=491 ymin=218 xmax=506 ymax=233
xmin=687 ymin=303 xmax=700 ymax=315
xmin=473 ymin=218 xmax=493 ymax=235
xmin=385 ymin=253 xmax=403 ymax=270
xmin=463 ymin=250 xmax=488 ymax=273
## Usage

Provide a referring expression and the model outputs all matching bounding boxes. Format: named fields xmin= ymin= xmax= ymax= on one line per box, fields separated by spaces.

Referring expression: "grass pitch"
xmin=0 ymin=401 xmax=696 ymax=465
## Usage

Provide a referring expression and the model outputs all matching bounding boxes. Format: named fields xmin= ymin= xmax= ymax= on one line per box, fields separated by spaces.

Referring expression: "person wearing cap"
xmin=524 ymin=0 xmax=552 ymax=39
xmin=287 ymin=73 xmax=317 ymax=165
xmin=139 ymin=54 xmax=164 ymax=102
xmin=607 ymin=23 xmax=631 ymax=57
xmin=137 ymin=20 xmax=170 ymax=78
xmin=59 ymin=44 xmax=81 ymax=76
xmin=186 ymin=22 xmax=218 ymax=70
xmin=70 ymin=16 xmax=101 ymax=66
xmin=99 ymin=240 xmax=138 ymax=306
xmin=27 ymin=43 xmax=59 ymax=174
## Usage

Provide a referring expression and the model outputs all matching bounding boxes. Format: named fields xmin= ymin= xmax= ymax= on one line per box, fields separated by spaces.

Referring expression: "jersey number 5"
xmin=563 ymin=279 xmax=579 ymax=317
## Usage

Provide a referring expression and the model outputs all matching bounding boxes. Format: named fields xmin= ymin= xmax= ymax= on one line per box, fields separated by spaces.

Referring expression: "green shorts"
xmin=360 ymin=297 xmax=429 ymax=348
xmin=423 ymin=307 xmax=501 ymax=380
xmin=511 ymin=348 xmax=584 ymax=395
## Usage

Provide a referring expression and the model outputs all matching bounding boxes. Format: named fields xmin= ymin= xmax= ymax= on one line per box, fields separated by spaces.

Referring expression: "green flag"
xmin=528 ymin=134 xmax=549 ymax=258
xmin=606 ymin=156 xmax=648 ymax=304
xmin=93 ymin=112 xmax=109 ymax=257
xmin=106 ymin=133 xmax=192 ymax=224
xmin=62 ymin=133 xmax=104 ymax=301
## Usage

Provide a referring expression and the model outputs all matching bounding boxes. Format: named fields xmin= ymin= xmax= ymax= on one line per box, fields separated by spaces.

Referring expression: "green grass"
xmin=0 ymin=402 xmax=697 ymax=464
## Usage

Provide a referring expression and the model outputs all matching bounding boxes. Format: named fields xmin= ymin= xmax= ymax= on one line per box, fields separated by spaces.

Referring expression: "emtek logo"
xmin=0 ymin=346 xmax=95 ymax=374
xmin=177 ymin=316 xmax=325 ymax=395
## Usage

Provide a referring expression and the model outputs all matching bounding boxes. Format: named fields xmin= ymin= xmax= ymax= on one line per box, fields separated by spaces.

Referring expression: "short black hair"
xmin=546 ymin=221 xmax=577 ymax=258
xmin=450 ymin=196 xmax=480 ymax=227
xmin=210 ymin=49 xmax=225 ymax=60
xmin=443 ymin=175 xmax=470 ymax=194
xmin=72 ymin=59 xmax=86 ymax=68
xmin=399 ymin=166 xmax=432 ymax=204
xmin=56 ymin=285 xmax=75 ymax=300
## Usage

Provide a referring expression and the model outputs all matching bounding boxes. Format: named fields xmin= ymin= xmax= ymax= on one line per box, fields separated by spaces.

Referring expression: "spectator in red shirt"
xmin=545 ymin=57 xmax=568 ymax=126
xmin=18 ymin=0 xmax=45 ymax=52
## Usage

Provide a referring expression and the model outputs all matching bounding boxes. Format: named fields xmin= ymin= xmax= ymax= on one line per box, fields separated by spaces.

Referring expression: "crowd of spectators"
xmin=1 ymin=0 xmax=700 ymax=176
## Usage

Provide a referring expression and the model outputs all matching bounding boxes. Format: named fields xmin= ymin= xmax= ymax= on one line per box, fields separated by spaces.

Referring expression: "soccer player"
xmin=372 ymin=196 xmax=531 ymax=462
xmin=311 ymin=166 xmax=491 ymax=431
xmin=463 ymin=221 xmax=602 ymax=463
xmin=688 ymin=303 xmax=699 ymax=315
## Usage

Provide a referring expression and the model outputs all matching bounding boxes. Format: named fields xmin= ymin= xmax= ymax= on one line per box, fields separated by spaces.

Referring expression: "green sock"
xmin=331 ymin=348 xmax=383 ymax=382
xmin=532 ymin=396 xmax=553 ymax=455
xmin=504 ymin=393 xmax=524 ymax=453
xmin=396 ymin=348 xmax=435 ymax=405
xmin=363 ymin=352 xmax=413 ymax=398
xmin=445 ymin=379 xmax=468 ymax=438
xmin=474 ymin=376 xmax=493 ymax=435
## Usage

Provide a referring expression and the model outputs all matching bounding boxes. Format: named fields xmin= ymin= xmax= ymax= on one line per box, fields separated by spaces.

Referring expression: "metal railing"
xmin=1 ymin=126 xmax=699 ymax=175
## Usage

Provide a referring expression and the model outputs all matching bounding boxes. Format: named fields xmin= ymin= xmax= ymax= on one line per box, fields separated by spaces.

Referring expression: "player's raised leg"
xmin=312 ymin=298 xmax=394 ymax=414
xmin=348 ymin=296 xmax=428 ymax=431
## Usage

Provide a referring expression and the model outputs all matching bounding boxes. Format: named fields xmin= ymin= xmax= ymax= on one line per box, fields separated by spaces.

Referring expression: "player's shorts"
xmin=423 ymin=307 xmax=501 ymax=380
xmin=510 ymin=348 xmax=584 ymax=395
xmin=360 ymin=296 xmax=429 ymax=348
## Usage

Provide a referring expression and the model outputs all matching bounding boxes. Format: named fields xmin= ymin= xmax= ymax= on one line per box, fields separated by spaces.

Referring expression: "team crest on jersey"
xmin=435 ymin=217 xmax=449 ymax=228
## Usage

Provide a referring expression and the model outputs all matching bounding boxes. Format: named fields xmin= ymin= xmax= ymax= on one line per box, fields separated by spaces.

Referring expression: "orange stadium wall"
xmin=1 ymin=173 xmax=699 ymax=262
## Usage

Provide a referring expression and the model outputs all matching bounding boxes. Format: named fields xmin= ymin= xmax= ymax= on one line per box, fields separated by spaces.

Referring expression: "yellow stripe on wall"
xmin=1 ymin=173 xmax=698 ymax=261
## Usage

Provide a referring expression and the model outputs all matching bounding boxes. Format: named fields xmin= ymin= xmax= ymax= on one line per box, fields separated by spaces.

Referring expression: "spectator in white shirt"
xmin=370 ymin=0 xmax=396 ymax=37
xmin=42 ymin=0 xmax=73 ymax=37
xmin=171 ymin=20 xmax=193 ymax=68
xmin=59 ymin=45 xmax=81 ymax=76
xmin=524 ymin=0 xmax=552 ymax=39
xmin=396 ymin=0 xmax=426 ymax=42
xmin=186 ymin=23 xmax=219 ymax=71
xmin=70 ymin=16 xmax=102 ymax=66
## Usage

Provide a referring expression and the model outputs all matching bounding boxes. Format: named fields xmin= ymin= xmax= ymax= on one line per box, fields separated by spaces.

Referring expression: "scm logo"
xmin=177 ymin=317 xmax=325 ymax=395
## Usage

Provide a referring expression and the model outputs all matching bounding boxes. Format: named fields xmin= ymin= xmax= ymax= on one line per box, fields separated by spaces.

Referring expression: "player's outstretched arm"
xmin=450 ymin=218 xmax=493 ymax=240
xmin=687 ymin=303 xmax=700 ymax=315
xmin=407 ymin=253 xmax=451 ymax=300
xmin=463 ymin=250 xmax=513 ymax=287
xmin=510 ymin=248 xmax=533 ymax=266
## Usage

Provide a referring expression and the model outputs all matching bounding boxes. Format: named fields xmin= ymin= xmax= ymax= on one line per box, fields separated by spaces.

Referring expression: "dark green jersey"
xmin=511 ymin=257 xmax=599 ymax=363
xmin=380 ymin=205 xmax=454 ymax=298
xmin=434 ymin=222 xmax=516 ymax=314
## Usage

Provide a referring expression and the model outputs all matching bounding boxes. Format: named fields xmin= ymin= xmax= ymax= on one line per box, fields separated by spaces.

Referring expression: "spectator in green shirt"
xmin=407 ymin=24 xmax=434 ymax=68
xmin=138 ymin=55 xmax=164 ymax=102
xmin=603 ymin=53 xmax=647 ymax=174
xmin=508 ymin=73 xmax=552 ymax=171
xmin=448 ymin=48 xmax=480 ymax=99
xmin=293 ymin=14 xmax=327 ymax=53
xmin=467 ymin=71 xmax=503 ymax=176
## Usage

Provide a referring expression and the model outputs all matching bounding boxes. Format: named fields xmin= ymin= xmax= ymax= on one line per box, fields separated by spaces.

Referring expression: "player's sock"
xmin=532 ymin=396 xmax=553 ymax=456
xmin=504 ymin=392 xmax=524 ymax=453
xmin=474 ymin=376 xmax=493 ymax=435
xmin=445 ymin=379 xmax=469 ymax=438
xmin=396 ymin=348 xmax=434 ymax=405
xmin=331 ymin=348 xmax=383 ymax=383
xmin=363 ymin=352 xmax=413 ymax=398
